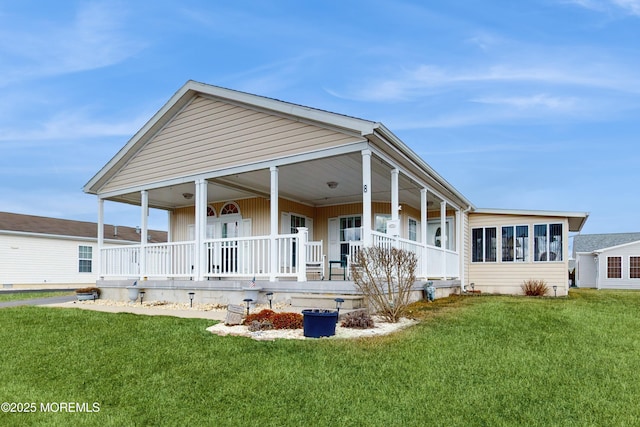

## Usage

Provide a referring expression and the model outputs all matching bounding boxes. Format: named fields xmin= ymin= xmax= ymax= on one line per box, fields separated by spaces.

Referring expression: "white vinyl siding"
xmin=102 ymin=96 xmax=362 ymax=193
xmin=595 ymin=241 xmax=640 ymax=289
xmin=0 ymin=234 xmax=129 ymax=285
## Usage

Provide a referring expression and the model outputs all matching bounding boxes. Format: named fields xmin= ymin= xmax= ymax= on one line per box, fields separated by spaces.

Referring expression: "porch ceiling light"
xmin=326 ymin=181 xmax=338 ymax=189
xmin=182 ymin=192 xmax=194 ymax=200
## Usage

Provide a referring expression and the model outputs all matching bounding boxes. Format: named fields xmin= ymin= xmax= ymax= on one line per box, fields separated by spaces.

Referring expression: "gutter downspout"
xmin=460 ymin=206 xmax=472 ymax=293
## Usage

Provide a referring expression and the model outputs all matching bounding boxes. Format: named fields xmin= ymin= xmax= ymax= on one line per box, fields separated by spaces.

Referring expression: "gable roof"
xmin=83 ymin=80 xmax=474 ymax=211
xmin=0 ymin=212 xmax=167 ymax=243
xmin=83 ymin=80 xmax=377 ymax=195
xmin=573 ymin=232 xmax=640 ymax=254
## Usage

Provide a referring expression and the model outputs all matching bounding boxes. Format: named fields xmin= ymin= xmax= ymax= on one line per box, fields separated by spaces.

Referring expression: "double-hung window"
xmin=79 ymin=245 xmax=93 ymax=273
xmin=607 ymin=256 xmax=622 ymax=279
xmin=472 ymin=227 xmax=497 ymax=262
xmin=534 ymin=223 xmax=563 ymax=262
xmin=630 ymin=256 xmax=640 ymax=279
xmin=502 ymin=225 xmax=528 ymax=262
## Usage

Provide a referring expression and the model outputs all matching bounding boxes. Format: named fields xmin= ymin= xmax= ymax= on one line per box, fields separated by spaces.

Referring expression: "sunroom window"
xmin=472 ymin=227 xmax=497 ymax=262
xmin=502 ymin=225 xmax=528 ymax=262
xmin=534 ymin=223 xmax=563 ymax=262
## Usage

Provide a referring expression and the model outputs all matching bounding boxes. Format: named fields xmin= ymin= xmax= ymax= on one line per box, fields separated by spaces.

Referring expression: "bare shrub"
xmin=350 ymin=246 xmax=417 ymax=323
xmin=341 ymin=310 xmax=374 ymax=329
xmin=521 ymin=279 xmax=549 ymax=296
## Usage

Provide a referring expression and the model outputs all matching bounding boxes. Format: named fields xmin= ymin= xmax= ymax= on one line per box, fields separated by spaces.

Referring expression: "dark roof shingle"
xmin=0 ymin=212 xmax=167 ymax=243
xmin=573 ymin=232 xmax=640 ymax=255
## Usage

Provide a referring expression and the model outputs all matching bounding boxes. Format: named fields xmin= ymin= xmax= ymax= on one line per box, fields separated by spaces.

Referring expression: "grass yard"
xmin=0 ymin=291 xmax=74 ymax=303
xmin=1 ymin=289 xmax=639 ymax=426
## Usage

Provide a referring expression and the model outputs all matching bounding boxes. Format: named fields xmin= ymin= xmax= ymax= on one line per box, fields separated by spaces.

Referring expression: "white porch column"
xmin=296 ymin=227 xmax=308 ymax=282
xmin=97 ymin=197 xmax=104 ymax=279
xmin=440 ymin=200 xmax=447 ymax=280
xmin=390 ymin=169 xmax=400 ymax=244
xmin=362 ymin=150 xmax=372 ymax=246
xmin=420 ymin=188 xmax=428 ymax=278
xmin=140 ymin=190 xmax=149 ymax=280
xmin=194 ymin=179 xmax=207 ymax=281
xmin=270 ymin=166 xmax=279 ymax=282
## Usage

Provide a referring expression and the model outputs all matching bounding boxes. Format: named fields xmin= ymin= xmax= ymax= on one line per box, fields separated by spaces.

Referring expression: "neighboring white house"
xmin=573 ymin=233 xmax=640 ymax=289
xmin=0 ymin=212 xmax=167 ymax=287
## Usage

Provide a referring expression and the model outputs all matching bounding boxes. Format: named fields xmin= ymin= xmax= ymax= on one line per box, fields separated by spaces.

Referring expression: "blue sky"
xmin=1 ymin=0 xmax=639 ymax=234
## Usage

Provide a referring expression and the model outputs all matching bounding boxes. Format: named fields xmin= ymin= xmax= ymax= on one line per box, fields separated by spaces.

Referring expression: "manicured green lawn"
xmin=0 ymin=291 xmax=74 ymax=303
xmin=1 ymin=289 xmax=639 ymax=426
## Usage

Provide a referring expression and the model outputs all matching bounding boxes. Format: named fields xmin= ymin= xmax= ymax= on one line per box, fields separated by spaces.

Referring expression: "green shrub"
xmin=341 ymin=310 xmax=374 ymax=329
xmin=521 ymin=279 xmax=549 ymax=296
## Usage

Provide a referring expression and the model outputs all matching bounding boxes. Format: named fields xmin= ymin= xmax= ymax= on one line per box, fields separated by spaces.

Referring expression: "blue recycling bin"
xmin=302 ymin=309 xmax=338 ymax=338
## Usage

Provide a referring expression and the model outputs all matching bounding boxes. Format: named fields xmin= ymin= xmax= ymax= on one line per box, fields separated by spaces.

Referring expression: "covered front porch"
xmin=95 ymin=146 xmax=465 ymax=286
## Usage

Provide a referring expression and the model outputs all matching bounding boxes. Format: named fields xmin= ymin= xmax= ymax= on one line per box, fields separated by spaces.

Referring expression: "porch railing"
xmin=202 ymin=234 xmax=303 ymax=279
xmin=101 ymin=245 xmax=140 ymax=277
xmin=145 ymin=241 xmax=195 ymax=278
xmin=100 ymin=232 xmax=459 ymax=280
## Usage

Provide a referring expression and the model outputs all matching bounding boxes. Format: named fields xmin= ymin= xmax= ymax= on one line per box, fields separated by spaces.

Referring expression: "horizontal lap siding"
xmin=103 ymin=96 xmax=361 ymax=193
xmin=468 ymin=263 xmax=567 ymax=294
xmin=0 ymin=235 xmax=121 ymax=285
xmin=597 ymin=241 xmax=640 ymax=289
xmin=468 ymin=213 xmax=569 ymax=294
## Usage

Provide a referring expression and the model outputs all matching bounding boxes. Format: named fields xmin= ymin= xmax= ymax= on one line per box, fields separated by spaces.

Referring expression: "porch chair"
xmin=306 ymin=240 xmax=326 ymax=280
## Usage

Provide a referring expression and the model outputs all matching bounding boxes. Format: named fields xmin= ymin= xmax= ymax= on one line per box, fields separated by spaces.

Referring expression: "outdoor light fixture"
xmin=243 ymin=298 xmax=253 ymax=316
xmin=553 ymin=285 xmax=558 ymax=297
xmin=334 ymin=297 xmax=345 ymax=322
xmin=182 ymin=192 xmax=194 ymax=200
xmin=470 ymin=282 xmax=475 ymax=293
xmin=188 ymin=291 xmax=195 ymax=308
xmin=266 ymin=292 xmax=274 ymax=310
xmin=139 ymin=290 xmax=145 ymax=305
xmin=326 ymin=181 xmax=338 ymax=189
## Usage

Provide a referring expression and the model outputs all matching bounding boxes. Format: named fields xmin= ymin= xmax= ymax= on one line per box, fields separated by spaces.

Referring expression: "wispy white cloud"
xmin=471 ymin=93 xmax=579 ymax=110
xmin=612 ymin=0 xmax=640 ymax=15
xmin=332 ymin=61 xmax=640 ymax=103
xmin=0 ymin=2 xmax=145 ymax=85
xmin=564 ymin=0 xmax=640 ymax=15
xmin=0 ymin=110 xmax=148 ymax=142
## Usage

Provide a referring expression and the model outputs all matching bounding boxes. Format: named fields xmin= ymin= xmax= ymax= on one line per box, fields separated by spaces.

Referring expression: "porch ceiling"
xmin=107 ymin=152 xmax=442 ymax=211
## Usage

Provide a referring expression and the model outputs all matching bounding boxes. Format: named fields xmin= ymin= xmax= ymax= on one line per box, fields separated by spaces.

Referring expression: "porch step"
xmin=290 ymin=294 xmax=364 ymax=310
